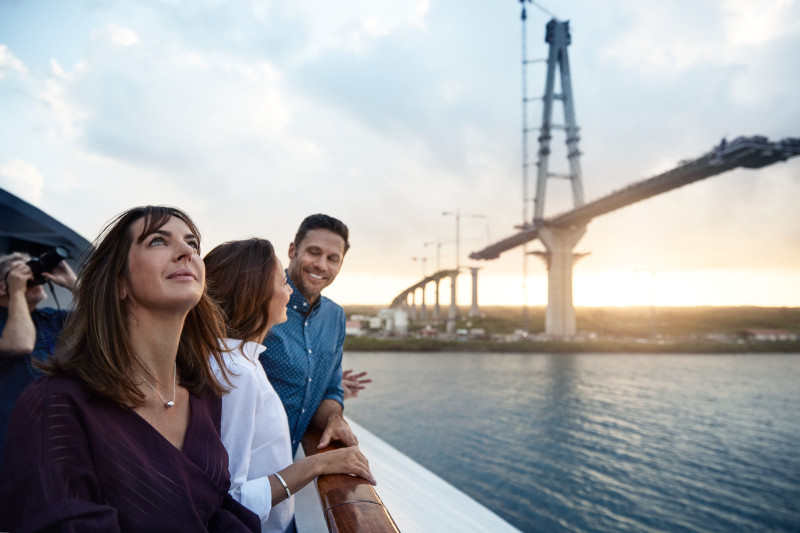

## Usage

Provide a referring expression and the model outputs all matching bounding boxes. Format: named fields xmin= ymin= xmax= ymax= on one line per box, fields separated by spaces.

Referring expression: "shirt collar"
xmin=286 ymin=270 xmax=324 ymax=314
xmin=220 ymin=338 xmax=266 ymax=363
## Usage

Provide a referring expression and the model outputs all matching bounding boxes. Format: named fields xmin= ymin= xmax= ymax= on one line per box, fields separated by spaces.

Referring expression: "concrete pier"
xmin=469 ymin=267 xmax=481 ymax=318
xmin=537 ymin=225 xmax=587 ymax=336
xmin=433 ymin=278 xmax=441 ymax=320
xmin=446 ymin=273 xmax=458 ymax=335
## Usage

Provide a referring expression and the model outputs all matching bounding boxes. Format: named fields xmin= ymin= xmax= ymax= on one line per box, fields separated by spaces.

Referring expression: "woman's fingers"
xmin=323 ymin=447 xmax=376 ymax=484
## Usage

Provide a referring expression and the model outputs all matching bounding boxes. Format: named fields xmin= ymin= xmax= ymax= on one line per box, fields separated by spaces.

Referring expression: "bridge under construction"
xmin=390 ymin=15 xmax=800 ymax=337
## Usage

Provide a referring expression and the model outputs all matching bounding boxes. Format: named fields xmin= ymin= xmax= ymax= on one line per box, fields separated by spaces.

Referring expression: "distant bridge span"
xmin=388 ymin=136 xmax=800 ymax=336
xmin=470 ymin=136 xmax=800 ymax=260
xmin=390 ymin=269 xmax=459 ymax=324
xmin=390 ymin=269 xmax=459 ymax=308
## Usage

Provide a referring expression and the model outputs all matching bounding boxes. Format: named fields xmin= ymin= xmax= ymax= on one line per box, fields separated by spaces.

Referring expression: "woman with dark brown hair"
xmin=204 ymin=238 xmax=374 ymax=533
xmin=0 ymin=206 xmax=259 ymax=532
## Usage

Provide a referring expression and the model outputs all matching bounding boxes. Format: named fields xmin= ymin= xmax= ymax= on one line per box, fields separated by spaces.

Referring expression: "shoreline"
xmin=343 ymin=337 xmax=800 ymax=354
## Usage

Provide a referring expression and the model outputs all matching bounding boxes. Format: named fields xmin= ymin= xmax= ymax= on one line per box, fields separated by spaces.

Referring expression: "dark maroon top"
xmin=0 ymin=375 xmax=259 ymax=532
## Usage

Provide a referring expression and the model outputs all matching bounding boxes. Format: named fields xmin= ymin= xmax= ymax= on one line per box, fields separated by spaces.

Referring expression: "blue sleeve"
xmin=322 ymin=308 xmax=346 ymax=407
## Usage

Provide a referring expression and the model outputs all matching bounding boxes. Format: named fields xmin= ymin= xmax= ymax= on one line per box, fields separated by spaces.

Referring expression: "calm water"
xmin=342 ymin=352 xmax=800 ymax=533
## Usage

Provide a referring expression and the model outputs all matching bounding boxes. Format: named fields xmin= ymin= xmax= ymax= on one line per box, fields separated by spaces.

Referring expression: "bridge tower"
xmin=530 ymin=17 xmax=587 ymax=336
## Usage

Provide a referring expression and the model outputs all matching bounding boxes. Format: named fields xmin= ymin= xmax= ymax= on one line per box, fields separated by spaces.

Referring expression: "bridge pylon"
xmin=446 ymin=272 xmax=458 ymax=335
xmin=532 ymin=18 xmax=584 ymax=223
xmin=530 ymin=18 xmax=587 ymax=336
xmin=533 ymin=226 xmax=589 ymax=336
xmin=469 ymin=267 xmax=481 ymax=318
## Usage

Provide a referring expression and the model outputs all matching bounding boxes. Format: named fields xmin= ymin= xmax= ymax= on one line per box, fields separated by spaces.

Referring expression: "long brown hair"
xmin=41 ymin=206 xmax=231 ymax=406
xmin=204 ymin=238 xmax=278 ymax=343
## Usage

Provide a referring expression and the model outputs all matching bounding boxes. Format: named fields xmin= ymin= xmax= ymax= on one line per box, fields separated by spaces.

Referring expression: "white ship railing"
xmin=294 ymin=417 xmax=522 ymax=533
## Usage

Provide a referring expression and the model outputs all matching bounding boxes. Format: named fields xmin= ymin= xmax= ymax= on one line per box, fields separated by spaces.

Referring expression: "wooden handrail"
xmin=301 ymin=427 xmax=400 ymax=533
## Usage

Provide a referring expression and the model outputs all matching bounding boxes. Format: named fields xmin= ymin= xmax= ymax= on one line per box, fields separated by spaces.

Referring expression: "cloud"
xmin=601 ymin=2 xmax=729 ymax=76
xmin=1 ymin=0 xmax=799 ymax=306
xmin=90 ymin=23 xmax=140 ymax=47
xmin=722 ymin=0 xmax=800 ymax=46
xmin=0 ymin=159 xmax=44 ymax=204
xmin=0 ymin=44 xmax=27 ymax=78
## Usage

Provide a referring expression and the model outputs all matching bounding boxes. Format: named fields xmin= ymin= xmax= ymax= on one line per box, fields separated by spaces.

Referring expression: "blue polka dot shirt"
xmin=259 ymin=274 xmax=345 ymax=454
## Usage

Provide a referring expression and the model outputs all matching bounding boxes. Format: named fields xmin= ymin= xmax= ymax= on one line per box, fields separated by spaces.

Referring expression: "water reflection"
xmin=343 ymin=352 xmax=800 ymax=532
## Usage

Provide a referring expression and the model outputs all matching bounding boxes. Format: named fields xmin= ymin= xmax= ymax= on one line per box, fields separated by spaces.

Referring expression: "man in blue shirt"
xmin=0 ymin=252 xmax=76 ymax=459
xmin=260 ymin=214 xmax=358 ymax=454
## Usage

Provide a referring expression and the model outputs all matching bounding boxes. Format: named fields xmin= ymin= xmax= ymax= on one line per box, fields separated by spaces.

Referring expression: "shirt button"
xmin=292 ymin=305 xmax=297 ymax=310
xmin=301 ymin=408 xmax=305 ymax=413
xmin=308 ymin=378 xmax=312 ymax=383
xmin=305 ymin=321 xmax=309 ymax=326
xmin=308 ymin=349 xmax=312 ymax=354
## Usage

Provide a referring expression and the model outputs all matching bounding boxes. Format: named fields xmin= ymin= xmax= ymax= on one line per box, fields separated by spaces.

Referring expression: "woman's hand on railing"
xmin=312 ymin=446 xmax=376 ymax=486
xmin=302 ymin=425 xmax=400 ymax=533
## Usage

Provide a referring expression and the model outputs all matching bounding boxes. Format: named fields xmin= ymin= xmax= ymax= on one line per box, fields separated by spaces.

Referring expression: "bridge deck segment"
xmin=469 ymin=136 xmax=800 ymax=261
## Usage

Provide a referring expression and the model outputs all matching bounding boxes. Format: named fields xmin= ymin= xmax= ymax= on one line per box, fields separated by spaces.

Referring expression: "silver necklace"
xmin=138 ymin=363 xmax=176 ymax=408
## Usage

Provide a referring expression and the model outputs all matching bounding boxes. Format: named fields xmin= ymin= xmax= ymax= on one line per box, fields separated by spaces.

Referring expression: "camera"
xmin=26 ymin=246 xmax=70 ymax=286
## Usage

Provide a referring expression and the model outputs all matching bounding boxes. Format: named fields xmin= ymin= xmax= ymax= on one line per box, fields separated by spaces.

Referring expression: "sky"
xmin=1 ymin=0 xmax=799 ymax=309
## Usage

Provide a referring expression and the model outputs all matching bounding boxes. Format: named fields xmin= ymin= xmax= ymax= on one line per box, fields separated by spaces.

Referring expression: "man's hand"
xmin=318 ymin=412 xmax=358 ymax=449
xmin=42 ymin=260 xmax=77 ymax=291
xmin=314 ymin=399 xmax=358 ymax=449
xmin=342 ymin=369 xmax=372 ymax=400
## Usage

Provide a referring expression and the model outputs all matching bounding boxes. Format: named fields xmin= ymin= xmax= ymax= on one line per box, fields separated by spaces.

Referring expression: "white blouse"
xmin=211 ymin=339 xmax=294 ymax=533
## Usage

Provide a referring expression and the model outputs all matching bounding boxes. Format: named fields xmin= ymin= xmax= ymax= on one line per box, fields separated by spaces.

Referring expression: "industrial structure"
xmin=470 ymin=134 xmax=800 ymax=335
xmin=390 ymin=12 xmax=800 ymax=338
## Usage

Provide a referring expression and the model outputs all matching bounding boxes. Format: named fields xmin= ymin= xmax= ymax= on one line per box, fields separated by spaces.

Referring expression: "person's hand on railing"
xmin=312 ymin=446 xmax=376 ymax=486
xmin=302 ymin=424 xmax=400 ymax=533
xmin=318 ymin=411 xmax=358 ymax=449
xmin=267 ymin=444 xmax=376 ymax=508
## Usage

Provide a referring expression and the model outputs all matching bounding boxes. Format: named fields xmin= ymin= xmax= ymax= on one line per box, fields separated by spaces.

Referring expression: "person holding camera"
xmin=0 ymin=250 xmax=76 ymax=460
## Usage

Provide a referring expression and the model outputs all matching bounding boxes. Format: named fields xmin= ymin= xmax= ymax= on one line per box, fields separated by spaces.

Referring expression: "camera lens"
xmin=26 ymin=246 xmax=70 ymax=286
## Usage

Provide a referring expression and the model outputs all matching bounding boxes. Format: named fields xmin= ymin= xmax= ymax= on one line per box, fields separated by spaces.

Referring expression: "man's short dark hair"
xmin=294 ymin=214 xmax=350 ymax=254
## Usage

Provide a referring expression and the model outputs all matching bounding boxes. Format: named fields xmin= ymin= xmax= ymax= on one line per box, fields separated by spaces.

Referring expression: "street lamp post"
xmin=413 ymin=256 xmax=428 ymax=323
xmin=442 ymin=209 xmax=486 ymax=334
xmin=424 ymin=240 xmax=443 ymax=321
xmin=423 ymin=239 xmax=442 ymax=273
xmin=442 ymin=209 xmax=487 ymax=271
xmin=412 ymin=256 xmax=428 ymax=278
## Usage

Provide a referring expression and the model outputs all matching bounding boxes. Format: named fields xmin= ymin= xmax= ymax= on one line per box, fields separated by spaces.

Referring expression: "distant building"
xmin=377 ymin=308 xmax=408 ymax=336
xmin=418 ymin=325 xmax=438 ymax=338
xmin=468 ymin=328 xmax=487 ymax=340
xmin=345 ymin=320 xmax=366 ymax=337
xmin=741 ymin=329 xmax=797 ymax=342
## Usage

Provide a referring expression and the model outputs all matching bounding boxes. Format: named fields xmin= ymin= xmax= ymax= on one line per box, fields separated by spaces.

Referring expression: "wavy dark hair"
xmin=204 ymin=238 xmax=278 ymax=343
xmin=41 ymin=206 xmax=231 ymax=406
xmin=293 ymin=214 xmax=350 ymax=254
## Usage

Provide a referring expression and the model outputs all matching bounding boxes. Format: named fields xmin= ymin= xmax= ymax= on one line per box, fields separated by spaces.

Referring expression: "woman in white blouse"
xmin=205 ymin=238 xmax=375 ymax=533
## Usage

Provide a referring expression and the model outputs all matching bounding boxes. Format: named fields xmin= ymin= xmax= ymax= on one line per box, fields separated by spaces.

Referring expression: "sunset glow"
xmin=1 ymin=1 xmax=798 ymax=310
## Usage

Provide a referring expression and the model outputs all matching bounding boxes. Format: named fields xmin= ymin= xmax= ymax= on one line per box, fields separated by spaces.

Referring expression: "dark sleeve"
xmin=0 ymin=378 xmax=121 ymax=532
xmin=207 ymin=493 xmax=261 ymax=533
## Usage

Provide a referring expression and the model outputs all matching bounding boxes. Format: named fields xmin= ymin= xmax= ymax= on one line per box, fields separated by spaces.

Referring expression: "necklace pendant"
xmin=166 ymin=401 xmax=175 ymax=408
